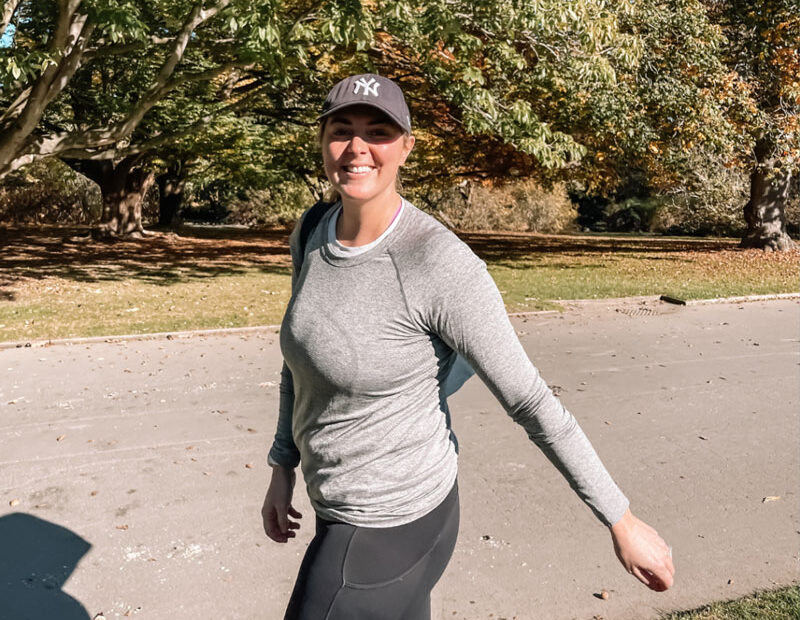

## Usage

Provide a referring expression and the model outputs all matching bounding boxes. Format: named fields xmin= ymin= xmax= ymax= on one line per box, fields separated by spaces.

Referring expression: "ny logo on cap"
xmin=353 ymin=77 xmax=380 ymax=97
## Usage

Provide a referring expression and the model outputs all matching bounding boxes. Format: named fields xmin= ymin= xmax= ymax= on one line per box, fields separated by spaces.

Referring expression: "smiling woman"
xmin=318 ymin=101 xmax=414 ymax=247
xmin=261 ymin=74 xmax=675 ymax=620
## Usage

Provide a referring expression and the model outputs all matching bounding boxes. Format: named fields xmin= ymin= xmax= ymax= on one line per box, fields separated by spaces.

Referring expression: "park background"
xmin=0 ymin=1 xmax=798 ymax=619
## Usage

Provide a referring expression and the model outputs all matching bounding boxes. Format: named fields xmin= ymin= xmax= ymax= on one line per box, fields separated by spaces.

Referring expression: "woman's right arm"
xmin=262 ymin=217 xmax=305 ymax=542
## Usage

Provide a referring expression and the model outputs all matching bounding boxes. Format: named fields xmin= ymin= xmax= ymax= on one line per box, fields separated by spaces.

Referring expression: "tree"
xmin=703 ymin=0 xmax=798 ymax=250
xmin=5 ymin=0 xmax=795 ymax=246
xmin=0 ymin=0 xmax=359 ymax=236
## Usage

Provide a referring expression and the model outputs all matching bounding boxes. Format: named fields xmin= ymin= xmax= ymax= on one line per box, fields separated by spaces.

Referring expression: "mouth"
xmin=341 ymin=165 xmax=375 ymax=177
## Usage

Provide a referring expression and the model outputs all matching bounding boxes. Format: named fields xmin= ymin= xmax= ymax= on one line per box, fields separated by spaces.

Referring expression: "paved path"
xmin=0 ymin=299 xmax=797 ymax=620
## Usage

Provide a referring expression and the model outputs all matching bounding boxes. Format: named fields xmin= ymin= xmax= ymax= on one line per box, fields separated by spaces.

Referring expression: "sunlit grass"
xmin=1 ymin=228 xmax=798 ymax=343
xmin=490 ymin=248 xmax=799 ymax=311
xmin=660 ymin=585 xmax=800 ymax=619
xmin=0 ymin=269 xmax=291 ymax=342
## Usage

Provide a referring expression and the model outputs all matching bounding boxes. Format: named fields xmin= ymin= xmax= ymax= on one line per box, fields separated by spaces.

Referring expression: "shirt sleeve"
xmin=267 ymin=217 xmax=304 ymax=469
xmin=422 ymin=243 xmax=630 ymax=527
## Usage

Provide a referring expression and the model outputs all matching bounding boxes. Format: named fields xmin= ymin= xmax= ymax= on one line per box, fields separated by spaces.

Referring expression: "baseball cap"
xmin=318 ymin=74 xmax=412 ymax=134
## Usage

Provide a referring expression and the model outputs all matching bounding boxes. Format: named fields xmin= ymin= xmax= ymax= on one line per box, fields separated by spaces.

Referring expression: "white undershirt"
xmin=328 ymin=200 xmax=405 ymax=255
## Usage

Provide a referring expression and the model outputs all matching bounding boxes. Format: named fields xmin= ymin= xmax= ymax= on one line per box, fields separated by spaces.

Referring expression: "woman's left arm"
xmin=420 ymin=239 xmax=674 ymax=589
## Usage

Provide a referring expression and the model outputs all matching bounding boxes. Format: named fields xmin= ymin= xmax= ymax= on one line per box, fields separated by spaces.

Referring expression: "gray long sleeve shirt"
xmin=268 ymin=199 xmax=629 ymax=528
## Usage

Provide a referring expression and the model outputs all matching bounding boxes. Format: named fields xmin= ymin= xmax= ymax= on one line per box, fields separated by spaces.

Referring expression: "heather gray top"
xmin=268 ymin=199 xmax=629 ymax=528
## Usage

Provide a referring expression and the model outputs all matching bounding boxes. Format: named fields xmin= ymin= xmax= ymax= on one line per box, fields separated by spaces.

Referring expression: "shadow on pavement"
xmin=0 ymin=512 xmax=91 ymax=620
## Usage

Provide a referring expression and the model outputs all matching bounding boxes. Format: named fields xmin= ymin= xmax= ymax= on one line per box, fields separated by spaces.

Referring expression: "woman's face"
xmin=321 ymin=105 xmax=414 ymax=206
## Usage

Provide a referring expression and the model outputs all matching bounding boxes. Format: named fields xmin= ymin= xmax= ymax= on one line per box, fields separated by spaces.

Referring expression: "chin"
xmin=337 ymin=186 xmax=385 ymax=203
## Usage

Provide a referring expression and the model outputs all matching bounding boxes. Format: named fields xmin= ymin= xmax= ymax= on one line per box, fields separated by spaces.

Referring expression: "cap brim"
xmin=317 ymin=102 xmax=410 ymax=133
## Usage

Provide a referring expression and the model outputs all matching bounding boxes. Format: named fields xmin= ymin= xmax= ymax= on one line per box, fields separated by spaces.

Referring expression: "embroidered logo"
xmin=353 ymin=77 xmax=380 ymax=97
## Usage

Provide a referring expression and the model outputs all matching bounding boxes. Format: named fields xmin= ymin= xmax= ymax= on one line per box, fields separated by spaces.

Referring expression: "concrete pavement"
xmin=0 ymin=299 xmax=797 ymax=619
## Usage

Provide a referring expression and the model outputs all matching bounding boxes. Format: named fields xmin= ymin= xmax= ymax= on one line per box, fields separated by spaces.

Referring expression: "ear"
xmin=400 ymin=135 xmax=415 ymax=165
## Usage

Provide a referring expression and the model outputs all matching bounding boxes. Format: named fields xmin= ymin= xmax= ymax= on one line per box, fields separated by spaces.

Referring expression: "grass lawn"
xmin=661 ymin=584 xmax=800 ymax=619
xmin=460 ymin=231 xmax=799 ymax=311
xmin=1 ymin=225 xmax=798 ymax=343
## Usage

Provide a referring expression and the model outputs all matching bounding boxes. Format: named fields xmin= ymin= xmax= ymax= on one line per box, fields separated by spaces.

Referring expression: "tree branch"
xmin=44 ymin=17 xmax=96 ymax=104
xmin=0 ymin=5 xmax=92 ymax=175
xmin=106 ymin=0 xmax=231 ymax=142
xmin=1 ymin=0 xmax=22 ymax=40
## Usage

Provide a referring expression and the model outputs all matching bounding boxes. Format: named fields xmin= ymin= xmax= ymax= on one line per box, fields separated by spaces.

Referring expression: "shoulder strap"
xmin=298 ymin=200 xmax=336 ymax=264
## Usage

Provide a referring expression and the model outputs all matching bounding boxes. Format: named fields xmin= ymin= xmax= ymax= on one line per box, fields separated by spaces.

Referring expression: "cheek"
xmin=374 ymin=145 xmax=404 ymax=170
xmin=322 ymin=144 xmax=343 ymax=173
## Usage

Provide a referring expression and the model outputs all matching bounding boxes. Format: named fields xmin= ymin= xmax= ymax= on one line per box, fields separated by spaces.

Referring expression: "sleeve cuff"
xmin=267 ymin=448 xmax=299 ymax=469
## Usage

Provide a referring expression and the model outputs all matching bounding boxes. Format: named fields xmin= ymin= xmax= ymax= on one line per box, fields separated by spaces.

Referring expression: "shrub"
xmin=650 ymin=153 xmax=750 ymax=237
xmin=606 ymin=197 xmax=664 ymax=232
xmin=224 ymin=181 xmax=315 ymax=227
xmin=0 ymin=159 xmax=101 ymax=224
xmin=411 ymin=179 xmax=577 ymax=233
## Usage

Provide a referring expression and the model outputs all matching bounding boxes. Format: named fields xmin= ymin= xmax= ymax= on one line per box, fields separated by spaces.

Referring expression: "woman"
xmin=262 ymin=74 xmax=675 ymax=620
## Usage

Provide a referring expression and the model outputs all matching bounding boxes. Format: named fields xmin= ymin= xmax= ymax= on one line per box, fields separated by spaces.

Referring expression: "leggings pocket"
xmin=343 ymin=483 xmax=459 ymax=587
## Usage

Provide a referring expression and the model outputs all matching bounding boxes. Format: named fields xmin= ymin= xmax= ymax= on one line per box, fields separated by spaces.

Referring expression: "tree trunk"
xmin=64 ymin=156 xmax=155 ymax=239
xmin=156 ymin=161 xmax=187 ymax=229
xmin=740 ymin=141 xmax=795 ymax=251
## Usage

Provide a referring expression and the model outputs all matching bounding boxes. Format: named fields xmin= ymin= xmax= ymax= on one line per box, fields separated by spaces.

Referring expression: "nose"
xmin=347 ymin=134 xmax=368 ymax=154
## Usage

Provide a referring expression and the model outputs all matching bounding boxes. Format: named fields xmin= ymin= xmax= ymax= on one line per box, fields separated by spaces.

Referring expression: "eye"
xmin=331 ymin=127 xmax=351 ymax=137
xmin=368 ymin=126 xmax=400 ymax=141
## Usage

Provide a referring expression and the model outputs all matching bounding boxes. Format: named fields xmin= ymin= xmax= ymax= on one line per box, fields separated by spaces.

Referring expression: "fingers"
xmin=644 ymin=567 xmax=673 ymax=592
xmin=276 ymin=504 xmax=289 ymax=534
xmin=630 ymin=549 xmax=675 ymax=592
xmin=630 ymin=565 xmax=652 ymax=588
xmin=262 ymin=502 xmax=302 ymax=543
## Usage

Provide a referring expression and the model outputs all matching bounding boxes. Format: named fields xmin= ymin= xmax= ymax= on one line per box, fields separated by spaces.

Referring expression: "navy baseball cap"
xmin=318 ymin=74 xmax=412 ymax=134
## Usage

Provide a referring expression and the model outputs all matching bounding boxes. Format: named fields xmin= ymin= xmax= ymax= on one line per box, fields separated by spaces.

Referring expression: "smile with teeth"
xmin=343 ymin=165 xmax=374 ymax=174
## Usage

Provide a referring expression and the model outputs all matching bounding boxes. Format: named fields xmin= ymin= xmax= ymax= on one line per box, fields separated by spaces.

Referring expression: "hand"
xmin=262 ymin=465 xmax=303 ymax=543
xmin=610 ymin=509 xmax=675 ymax=591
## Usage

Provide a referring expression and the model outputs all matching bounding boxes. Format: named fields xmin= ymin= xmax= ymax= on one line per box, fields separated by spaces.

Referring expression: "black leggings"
xmin=284 ymin=480 xmax=460 ymax=620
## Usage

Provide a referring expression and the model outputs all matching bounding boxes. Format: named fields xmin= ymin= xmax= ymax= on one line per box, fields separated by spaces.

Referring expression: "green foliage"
xmin=2 ymin=0 xmax=795 ymax=235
